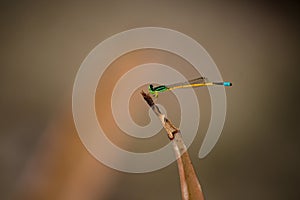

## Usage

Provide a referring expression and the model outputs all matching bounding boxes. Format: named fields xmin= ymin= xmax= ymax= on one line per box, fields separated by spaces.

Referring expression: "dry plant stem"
xmin=141 ymin=91 xmax=205 ymax=200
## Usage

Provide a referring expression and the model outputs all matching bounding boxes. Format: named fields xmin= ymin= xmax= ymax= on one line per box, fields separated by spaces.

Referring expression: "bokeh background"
xmin=1 ymin=1 xmax=299 ymax=200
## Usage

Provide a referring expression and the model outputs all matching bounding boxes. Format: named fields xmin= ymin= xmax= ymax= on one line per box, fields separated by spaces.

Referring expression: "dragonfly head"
xmin=148 ymin=84 xmax=155 ymax=94
xmin=148 ymin=84 xmax=159 ymax=97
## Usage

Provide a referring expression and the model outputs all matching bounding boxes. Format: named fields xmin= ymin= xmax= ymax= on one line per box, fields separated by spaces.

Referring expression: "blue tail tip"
xmin=223 ymin=82 xmax=232 ymax=86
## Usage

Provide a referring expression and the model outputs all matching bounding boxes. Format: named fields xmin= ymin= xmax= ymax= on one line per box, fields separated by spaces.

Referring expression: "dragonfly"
xmin=148 ymin=77 xmax=232 ymax=97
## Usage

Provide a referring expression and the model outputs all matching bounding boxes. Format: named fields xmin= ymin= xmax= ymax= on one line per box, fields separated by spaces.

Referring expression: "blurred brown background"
xmin=1 ymin=1 xmax=299 ymax=200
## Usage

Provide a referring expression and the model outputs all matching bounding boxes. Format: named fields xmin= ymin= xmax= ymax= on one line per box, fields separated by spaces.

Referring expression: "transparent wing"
xmin=165 ymin=77 xmax=208 ymax=89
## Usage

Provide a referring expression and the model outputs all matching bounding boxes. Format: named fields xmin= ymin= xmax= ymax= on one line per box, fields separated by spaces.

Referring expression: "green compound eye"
xmin=148 ymin=84 xmax=155 ymax=94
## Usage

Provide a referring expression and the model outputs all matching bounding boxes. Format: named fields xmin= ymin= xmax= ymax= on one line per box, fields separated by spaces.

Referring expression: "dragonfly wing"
xmin=165 ymin=77 xmax=207 ymax=88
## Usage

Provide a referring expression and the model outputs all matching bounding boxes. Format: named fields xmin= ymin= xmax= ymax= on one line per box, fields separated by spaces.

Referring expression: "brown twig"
xmin=141 ymin=91 xmax=205 ymax=200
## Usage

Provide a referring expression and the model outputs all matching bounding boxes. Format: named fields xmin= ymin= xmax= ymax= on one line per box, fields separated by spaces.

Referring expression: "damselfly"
xmin=148 ymin=77 xmax=232 ymax=97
